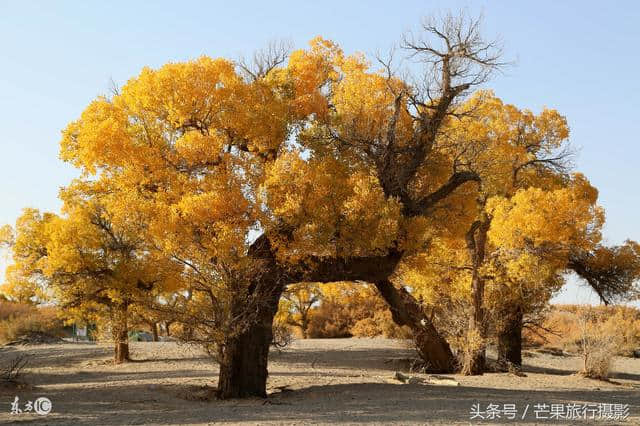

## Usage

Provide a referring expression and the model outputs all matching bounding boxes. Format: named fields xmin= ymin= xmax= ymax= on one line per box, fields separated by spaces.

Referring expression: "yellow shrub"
xmin=351 ymin=310 xmax=411 ymax=339
xmin=0 ymin=302 xmax=65 ymax=344
xmin=525 ymin=304 xmax=640 ymax=357
xmin=306 ymin=282 xmax=408 ymax=338
xmin=0 ymin=301 xmax=32 ymax=322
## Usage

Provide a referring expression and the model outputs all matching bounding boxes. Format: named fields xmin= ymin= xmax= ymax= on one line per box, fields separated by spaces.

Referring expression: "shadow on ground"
xmin=2 ymin=380 xmax=638 ymax=425
xmin=1 ymin=341 xmax=638 ymax=425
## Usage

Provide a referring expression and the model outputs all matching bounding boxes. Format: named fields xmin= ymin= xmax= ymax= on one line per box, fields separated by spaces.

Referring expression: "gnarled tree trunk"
xmin=216 ymin=236 xmax=285 ymax=399
xmin=216 ymin=234 xmax=457 ymax=397
xmin=375 ymin=280 xmax=455 ymax=372
xmin=463 ymin=217 xmax=490 ymax=375
xmin=497 ymin=306 xmax=523 ymax=368
xmin=216 ymin=301 xmax=280 ymax=399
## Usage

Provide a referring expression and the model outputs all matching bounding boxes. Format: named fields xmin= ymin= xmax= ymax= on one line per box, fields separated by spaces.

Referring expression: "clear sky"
xmin=1 ymin=1 xmax=638 ymax=305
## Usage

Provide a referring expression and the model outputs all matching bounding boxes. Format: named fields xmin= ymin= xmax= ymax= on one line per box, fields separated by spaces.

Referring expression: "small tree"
xmin=277 ymin=283 xmax=320 ymax=338
xmin=2 ymin=185 xmax=180 ymax=363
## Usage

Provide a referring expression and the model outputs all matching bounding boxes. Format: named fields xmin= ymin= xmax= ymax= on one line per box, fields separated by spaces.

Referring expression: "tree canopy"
xmin=2 ymin=12 xmax=639 ymax=398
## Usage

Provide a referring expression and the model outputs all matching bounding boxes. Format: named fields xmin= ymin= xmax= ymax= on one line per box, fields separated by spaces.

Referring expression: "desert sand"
xmin=1 ymin=338 xmax=639 ymax=425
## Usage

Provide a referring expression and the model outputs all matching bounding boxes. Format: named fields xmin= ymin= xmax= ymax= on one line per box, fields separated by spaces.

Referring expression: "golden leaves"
xmin=486 ymin=175 xmax=603 ymax=255
xmin=119 ymin=56 xmax=240 ymax=129
xmin=60 ymin=98 xmax=130 ymax=174
xmin=261 ymin=152 xmax=401 ymax=260
xmin=36 ymin=36 xmax=632 ymax=339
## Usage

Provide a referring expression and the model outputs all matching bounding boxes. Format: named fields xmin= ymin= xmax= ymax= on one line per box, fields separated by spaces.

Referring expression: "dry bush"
xmin=0 ymin=303 xmax=65 ymax=344
xmin=523 ymin=308 xmax=578 ymax=351
xmin=271 ymin=320 xmax=293 ymax=349
xmin=524 ymin=304 xmax=640 ymax=357
xmin=577 ymin=310 xmax=622 ymax=380
xmin=458 ymin=328 xmax=487 ymax=375
xmin=600 ymin=308 xmax=640 ymax=357
xmin=0 ymin=301 xmax=32 ymax=321
xmin=306 ymin=283 xmax=410 ymax=339
xmin=422 ymin=297 xmax=484 ymax=372
xmin=307 ymin=301 xmax=353 ymax=338
xmin=430 ymin=299 xmax=472 ymax=354
xmin=0 ymin=354 xmax=29 ymax=384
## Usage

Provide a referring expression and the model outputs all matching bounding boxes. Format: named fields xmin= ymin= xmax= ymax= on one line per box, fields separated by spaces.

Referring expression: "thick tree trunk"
xmin=114 ymin=303 xmax=130 ymax=364
xmin=375 ymin=280 xmax=455 ymax=372
xmin=217 ymin=276 xmax=284 ymax=399
xmin=115 ymin=339 xmax=129 ymax=363
xmin=497 ymin=306 xmax=523 ymax=368
xmin=216 ymin=306 xmax=278 ymax=399
xmin=221 ymin=233 xmax=454 ymax=399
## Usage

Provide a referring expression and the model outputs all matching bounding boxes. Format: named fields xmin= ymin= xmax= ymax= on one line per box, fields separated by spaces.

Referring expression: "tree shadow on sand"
xmin=2 ymin=380 xmax=638 ymax=425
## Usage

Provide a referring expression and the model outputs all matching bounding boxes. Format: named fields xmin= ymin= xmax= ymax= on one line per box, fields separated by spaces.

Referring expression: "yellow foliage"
xmin=262 ymin=153 xmax=401 ymax=260
xmin=3 ymin=35 xmax=630 ymax=370
xmin=305 ymin=282 xmax=409 ymax=339
xmin=527 ymin=305 xmax=640 ymax=358
xmin=487 ymin=175 xmax=603 ymax=257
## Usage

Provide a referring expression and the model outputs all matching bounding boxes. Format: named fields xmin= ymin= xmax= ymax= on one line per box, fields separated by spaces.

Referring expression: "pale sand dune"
xmin=1 ymin=338 xmax=638 ymax=425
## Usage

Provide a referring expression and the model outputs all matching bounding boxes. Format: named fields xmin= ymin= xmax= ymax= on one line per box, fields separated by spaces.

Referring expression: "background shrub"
xmin=523 ymin=304 xmax=640 ymax=357
xmin=0 ymin=301 xmax=65 ymax=344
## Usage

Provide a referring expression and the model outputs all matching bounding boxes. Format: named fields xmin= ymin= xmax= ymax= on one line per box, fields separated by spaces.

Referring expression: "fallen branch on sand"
xmin=392 ymin=371 xmax=459 ymax=386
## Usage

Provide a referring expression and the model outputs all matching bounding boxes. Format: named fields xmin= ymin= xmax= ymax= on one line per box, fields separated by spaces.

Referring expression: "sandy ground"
xmin=0 ymin=338 xmax=639 ymax=425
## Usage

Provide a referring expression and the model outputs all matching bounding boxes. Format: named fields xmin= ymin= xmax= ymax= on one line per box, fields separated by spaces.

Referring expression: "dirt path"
xmin=1 ymin=338 xmax=638 ymax=425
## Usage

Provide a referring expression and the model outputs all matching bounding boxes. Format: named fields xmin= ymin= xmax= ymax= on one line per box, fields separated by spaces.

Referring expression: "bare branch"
xmin=402 ymin=11 xmax=510 ymax=101
xmin=237 ymin=40 xmax=292 ymax=81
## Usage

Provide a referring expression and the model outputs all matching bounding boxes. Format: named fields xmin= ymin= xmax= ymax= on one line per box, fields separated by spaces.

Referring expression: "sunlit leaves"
xmin=261 ymin=152 xmax=401 ymax=259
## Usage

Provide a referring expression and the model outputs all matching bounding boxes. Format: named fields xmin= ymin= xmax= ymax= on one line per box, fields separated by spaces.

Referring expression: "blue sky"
xmin=1 ymin=1 xmax=638 ymax=304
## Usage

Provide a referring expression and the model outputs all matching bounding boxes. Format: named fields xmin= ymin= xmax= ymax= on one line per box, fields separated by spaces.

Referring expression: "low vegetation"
xmin=525 ymin=305 xmax=640 ymax=358
xmin=0 ymin=301 xmax=65 ymax=345
xmin=0 ymin=354 xmax=30 ymax=385
xmin=277 ymin=282 xmax=410 ymax=339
